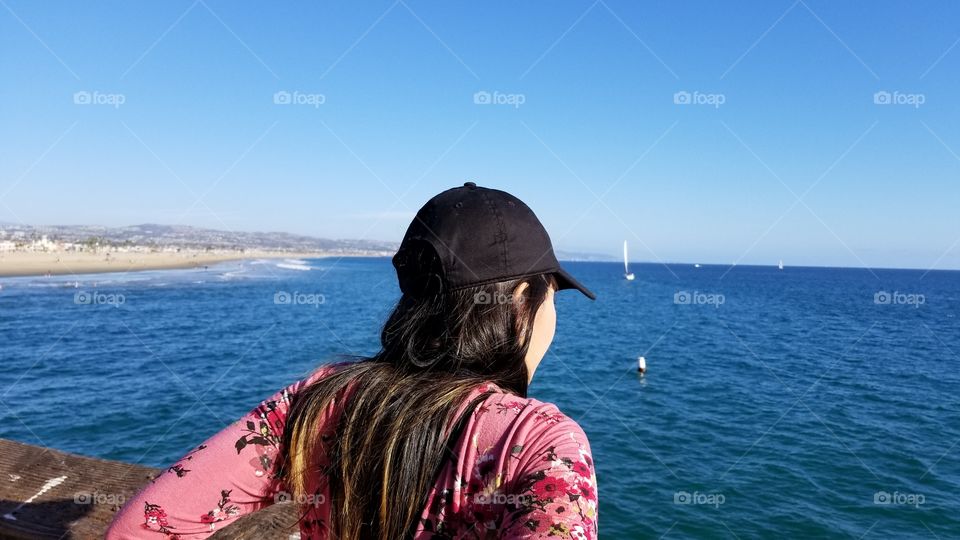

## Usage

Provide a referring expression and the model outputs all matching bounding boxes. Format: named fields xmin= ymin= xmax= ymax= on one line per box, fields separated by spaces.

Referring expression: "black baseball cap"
xmin=392 ymin=182 xmax=595 ymax=300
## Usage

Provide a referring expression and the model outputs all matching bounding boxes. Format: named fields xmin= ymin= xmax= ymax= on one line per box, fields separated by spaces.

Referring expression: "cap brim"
xmin=553 ymin=267 xmax=596 ymax=300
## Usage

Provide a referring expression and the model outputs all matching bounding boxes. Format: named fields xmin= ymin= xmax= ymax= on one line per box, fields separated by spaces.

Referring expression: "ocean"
xmin=1 ymin=258 xmax=958 ymax=538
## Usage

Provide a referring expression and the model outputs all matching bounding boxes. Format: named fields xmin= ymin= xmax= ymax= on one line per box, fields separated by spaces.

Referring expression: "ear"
xmin=513 ymin=281 xmax=530 ymax=303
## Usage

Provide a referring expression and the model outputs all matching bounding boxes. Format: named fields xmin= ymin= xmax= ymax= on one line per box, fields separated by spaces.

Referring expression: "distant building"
xmin=30 ymin=235 xmax=58 ymax=252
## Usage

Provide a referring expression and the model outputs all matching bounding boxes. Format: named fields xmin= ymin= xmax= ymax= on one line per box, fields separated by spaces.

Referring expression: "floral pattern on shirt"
xmin=200 ymin=489 xmax=241 ymax=528
xmin=107 ymin=366 xmax=597 ymax=540
xmin=419 ymin=398 xmax=598 ymax=539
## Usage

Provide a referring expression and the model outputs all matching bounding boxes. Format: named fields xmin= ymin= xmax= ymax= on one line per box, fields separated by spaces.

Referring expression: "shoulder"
xmin=473 ymin=390 xmax=592 ymax=463
xmin=467 ymin=390 xmax=598 ymax=525
xmin=477 ymin=389 xmax=586 ymax=432
xmin=297 ymin=361 xmax=347 ymax=390
xmin=279 ymin=361 xmax=351 ymax=400
xmin=249 ymin=362 xmax=348 ymax=431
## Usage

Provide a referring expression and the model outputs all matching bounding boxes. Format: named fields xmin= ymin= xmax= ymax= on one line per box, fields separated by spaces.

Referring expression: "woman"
xmin=107 ymin=182 xmax=598 ymax=539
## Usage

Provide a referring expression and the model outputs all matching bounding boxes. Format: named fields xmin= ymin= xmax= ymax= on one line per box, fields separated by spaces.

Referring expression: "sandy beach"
xmin=0 ymin=250 xmax=337 ymax=278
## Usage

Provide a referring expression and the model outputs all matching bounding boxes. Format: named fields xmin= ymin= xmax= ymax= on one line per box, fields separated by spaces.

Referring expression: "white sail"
xmin=623 ymin=241 xmax=629 ymax=274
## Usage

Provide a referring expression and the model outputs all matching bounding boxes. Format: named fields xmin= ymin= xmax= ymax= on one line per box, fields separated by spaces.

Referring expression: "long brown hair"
xmin=280 ymin=244 xmax=556 ymax=539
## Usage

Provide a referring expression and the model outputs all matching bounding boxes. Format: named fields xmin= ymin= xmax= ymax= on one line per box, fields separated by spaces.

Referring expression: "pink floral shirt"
xmin=106 ymin=365 xmax=598 ymax=539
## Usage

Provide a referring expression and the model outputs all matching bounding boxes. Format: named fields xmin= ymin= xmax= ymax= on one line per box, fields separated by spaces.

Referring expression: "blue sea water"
xmin=1 ymin=258 xmax=958 ymax=538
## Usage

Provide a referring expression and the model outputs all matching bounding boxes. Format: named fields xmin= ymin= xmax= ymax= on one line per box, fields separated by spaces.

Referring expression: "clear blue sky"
xmin=2 ymin=1 xmax=959 ymax=269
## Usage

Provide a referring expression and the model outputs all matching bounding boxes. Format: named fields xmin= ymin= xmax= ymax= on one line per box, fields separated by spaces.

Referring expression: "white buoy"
xmin=637 ymin=356 xmax=647 ymax=374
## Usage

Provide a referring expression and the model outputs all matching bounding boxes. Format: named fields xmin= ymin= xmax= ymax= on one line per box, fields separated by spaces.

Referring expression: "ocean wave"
xmin=276 ymin=262 xmax=312 ymax=271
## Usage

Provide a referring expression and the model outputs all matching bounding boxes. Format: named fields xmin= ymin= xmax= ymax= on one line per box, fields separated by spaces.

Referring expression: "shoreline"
xmin=0 ymin=250 xmax=369 ymax=278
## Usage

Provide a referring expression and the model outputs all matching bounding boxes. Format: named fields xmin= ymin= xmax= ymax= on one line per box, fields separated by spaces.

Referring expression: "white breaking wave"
xmin=276 ymin=263 xmax=312 ymax=271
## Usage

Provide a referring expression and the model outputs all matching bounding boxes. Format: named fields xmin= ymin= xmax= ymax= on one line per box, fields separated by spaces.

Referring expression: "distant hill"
xmin=554 ymin=249 xmax=617 ymax=262
xmin=0 ymin=223 xmax=612 ymax=260
xmin=0 ymin=223 xmax=398 ymax=255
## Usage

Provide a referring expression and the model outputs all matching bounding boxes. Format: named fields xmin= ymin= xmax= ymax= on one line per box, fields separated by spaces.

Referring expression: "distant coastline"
xmin=0 ymin=249 xmax=360 ymax=278
xmin=0 ymin=223 xmax=398 ymax=278
xmin=3 ymin=223 xmax=950 ymax=274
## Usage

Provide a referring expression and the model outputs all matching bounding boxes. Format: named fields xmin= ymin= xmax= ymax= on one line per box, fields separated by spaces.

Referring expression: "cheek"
xmin=537 ymin=296 xmax=557 ymax=344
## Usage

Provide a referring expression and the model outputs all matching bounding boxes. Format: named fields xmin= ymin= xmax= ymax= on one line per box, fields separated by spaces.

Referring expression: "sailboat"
xmin=623 ymin=241 xmax=635 ymax=280
xmin=778 ymin=259 xmax=784 ymax=271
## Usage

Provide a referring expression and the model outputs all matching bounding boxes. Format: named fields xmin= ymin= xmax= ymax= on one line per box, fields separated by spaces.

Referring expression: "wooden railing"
xmin=0 ymin=439 xmax=298 ymax=539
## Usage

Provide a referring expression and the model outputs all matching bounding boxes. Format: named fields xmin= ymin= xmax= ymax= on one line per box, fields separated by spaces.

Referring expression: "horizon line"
xmin=3 ymin=222 xmax=957 ymax=274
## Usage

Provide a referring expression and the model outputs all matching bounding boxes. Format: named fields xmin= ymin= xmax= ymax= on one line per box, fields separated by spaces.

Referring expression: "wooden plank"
xmin=208 ymin=504 xmax=300 ymax=540
xmin=0 ymin=438 xmax=299 ymax=539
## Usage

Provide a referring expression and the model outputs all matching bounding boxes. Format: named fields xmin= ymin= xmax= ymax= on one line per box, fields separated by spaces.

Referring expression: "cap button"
xmin=463 ymin=181 xmax=477 ymax=189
